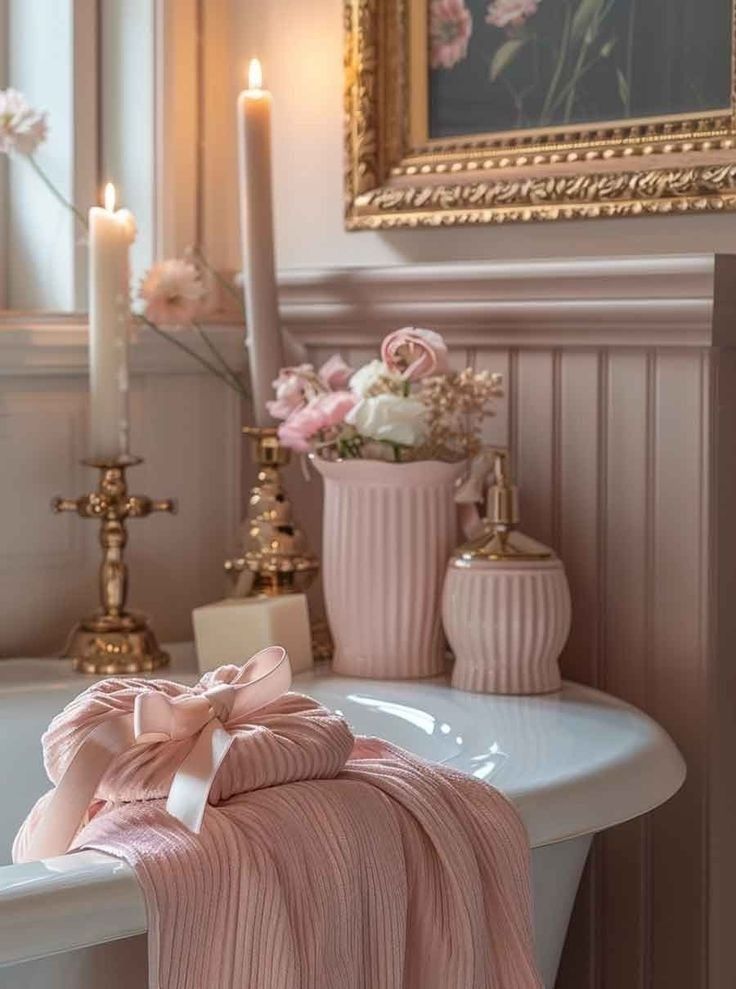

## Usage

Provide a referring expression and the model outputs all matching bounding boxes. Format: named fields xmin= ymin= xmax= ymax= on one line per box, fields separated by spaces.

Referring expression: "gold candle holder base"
xmin=53 ymin=456 xmax=176 ymax=675
xmin=225 ymin=427 xmax=319 ymax=597
xmin=62 ymin=614 xmax=170 ymax=676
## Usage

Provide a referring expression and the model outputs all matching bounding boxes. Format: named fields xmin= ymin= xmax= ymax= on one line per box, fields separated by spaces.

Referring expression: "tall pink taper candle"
xmin=237 ymin=58 xmax=284 ymax=426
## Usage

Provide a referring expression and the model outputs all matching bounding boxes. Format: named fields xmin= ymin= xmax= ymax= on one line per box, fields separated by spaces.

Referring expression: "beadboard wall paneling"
xmin=283 ymin=254 xmax=736 ymax=989
xmin=2 ymin=254 xmax=736 ymax=988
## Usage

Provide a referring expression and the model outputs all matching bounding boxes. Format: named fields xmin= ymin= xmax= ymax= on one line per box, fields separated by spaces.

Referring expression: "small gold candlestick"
xmin=224 ymin=427 xmax=319 ymax=597
xmin=53 ymin=456 xmax=176 ymax=674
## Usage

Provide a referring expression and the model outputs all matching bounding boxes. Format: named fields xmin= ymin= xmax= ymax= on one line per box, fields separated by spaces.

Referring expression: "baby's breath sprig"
xmin=419 ymin=369 xmax=503 ymax=460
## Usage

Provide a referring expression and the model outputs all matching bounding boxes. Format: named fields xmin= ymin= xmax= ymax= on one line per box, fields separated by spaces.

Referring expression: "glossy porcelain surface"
xmin=0 ymin=646 xmax=685 ymax=988
xmin=296 ymin=664 xmax=685 ymax=848
xmin=0 ymin=646 xmax=685 ymax=852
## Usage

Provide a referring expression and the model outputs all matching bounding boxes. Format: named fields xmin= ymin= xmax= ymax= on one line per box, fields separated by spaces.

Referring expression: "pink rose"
xmin=267 ymin=364 xmax=317 ymax=420
xmin=318 ymin=354 xmax=354 ymax=391
xmin=380 ymin=327 xmax=450 ymax=382
xmin=277 ymin=391 xmax=357 ymax=452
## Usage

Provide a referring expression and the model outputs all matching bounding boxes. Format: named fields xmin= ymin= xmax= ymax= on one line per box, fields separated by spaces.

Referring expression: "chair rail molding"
xmin=278 ymin=253 xmax=736 ymax=349
xmin=0 ymin=313 xmax=246 ymax=377
xmin=2 ymin=253 xmax=735 ymax=377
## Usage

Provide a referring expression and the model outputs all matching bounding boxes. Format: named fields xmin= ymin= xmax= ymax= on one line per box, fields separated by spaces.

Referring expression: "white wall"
xmin=216 ymin=0 xmax=736 ymax=273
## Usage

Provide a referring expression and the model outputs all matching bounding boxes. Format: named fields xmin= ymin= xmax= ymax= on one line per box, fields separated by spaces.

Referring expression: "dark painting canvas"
xmin=428 ymin=0 xmax=733 ymax=139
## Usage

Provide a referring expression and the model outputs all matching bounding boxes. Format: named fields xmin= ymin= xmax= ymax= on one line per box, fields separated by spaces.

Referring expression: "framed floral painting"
xmin=344 ymin=0 xmax=736 ymax=228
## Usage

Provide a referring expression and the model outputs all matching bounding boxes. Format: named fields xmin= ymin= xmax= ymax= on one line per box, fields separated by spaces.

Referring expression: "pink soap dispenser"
xmin=442 ymin=450 xmax=571 ymax=695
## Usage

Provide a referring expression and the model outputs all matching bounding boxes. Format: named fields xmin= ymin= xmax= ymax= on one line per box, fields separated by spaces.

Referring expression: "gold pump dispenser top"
xmin=453 ymin=450 xmax=554 ymax=563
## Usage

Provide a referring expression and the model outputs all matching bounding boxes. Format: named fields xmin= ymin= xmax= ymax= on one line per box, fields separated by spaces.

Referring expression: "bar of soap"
xmin=192 ymin=594 xmax=314 ymax=675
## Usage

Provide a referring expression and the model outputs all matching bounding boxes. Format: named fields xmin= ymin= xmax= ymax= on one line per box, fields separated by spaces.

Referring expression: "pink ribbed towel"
xmin=15 ymin=652 xmax=542 ymax=989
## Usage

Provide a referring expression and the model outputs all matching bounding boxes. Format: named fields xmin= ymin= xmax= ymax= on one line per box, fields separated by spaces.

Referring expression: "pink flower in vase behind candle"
xmin=0 ymin=88 xmax=48 ymax=155
xmin=270 ymin=328 xmax=502 ymax=462
xmin=267 ymin=364 xmax=319 ymax=420
xmin=267 ymin=356 xmax=356 ymax=421
xmin=278 ymin=392 xmax=357 ymax=453
xmin=139 ymin=259 xmax=206 ymax=326
xmin=318 ymin=354 xmax=354 ymax=390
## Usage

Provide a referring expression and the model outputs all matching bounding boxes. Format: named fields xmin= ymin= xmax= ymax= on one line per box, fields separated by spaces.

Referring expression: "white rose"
xmin=349 ymin=359 xmax=402 ymax=398
xmin=346 ymin=394 xmax=430 ymax=448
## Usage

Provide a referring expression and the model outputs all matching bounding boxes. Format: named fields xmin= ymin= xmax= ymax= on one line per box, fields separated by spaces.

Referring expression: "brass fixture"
xmin=53 ymin=457 xmax=176 ymax=674
xmin=224 ymin=427 xmax=319 ymax=597
xmin=453 ymin=450 xmax=554 ymax=564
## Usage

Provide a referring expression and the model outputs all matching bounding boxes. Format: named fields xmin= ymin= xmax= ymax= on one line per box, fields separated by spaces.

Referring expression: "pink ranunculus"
xmin=267 ymin=364 xmax=317 ymax=420
xmin=277 ymin=391 xmax=357 ymax=452
xmin=381 ymin=327 xmax=450 ymax=382
xmin=429 ymin=0 xmax=473 ymax=71
xmin=486 ymin=0 xmax=539 ymax=30
xmin=318 ymin=354 xmax=354 ymax=391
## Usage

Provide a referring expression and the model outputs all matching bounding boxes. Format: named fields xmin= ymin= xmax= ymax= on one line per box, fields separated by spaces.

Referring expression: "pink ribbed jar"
xmin=313 ymin=458 xmax=466 ymax=679
xmin=443 ymin=559 xmax=571 ymax=695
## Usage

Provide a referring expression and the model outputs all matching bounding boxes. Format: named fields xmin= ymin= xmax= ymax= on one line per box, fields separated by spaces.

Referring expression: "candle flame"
xmin=104 ymin=182 xmax=116 ymax=212
xmin=248 ymin=58 xmax=263 ymax=90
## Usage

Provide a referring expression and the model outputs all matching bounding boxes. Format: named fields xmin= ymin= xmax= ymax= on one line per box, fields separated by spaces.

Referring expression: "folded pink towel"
xmin=15 ymin=649 xmax=541 ymax=989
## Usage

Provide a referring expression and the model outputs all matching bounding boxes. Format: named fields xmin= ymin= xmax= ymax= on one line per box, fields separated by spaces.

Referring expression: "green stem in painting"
xmin=556 ymin=0 xmax=616 ymax=121
xmin=624 ymin=0 xmax=637 ymax=115
xmin=541 ymin=3 xmax=572 ymax=124
xmin=25 ymin=154 xmax=88 ymax=231
xmin=503 ymin=78 xmax=525 ymax=129
xmin=562 ymin=29 xmax=592 ymax=122
xmin=548 ymin=51 xmax=600 ymax=117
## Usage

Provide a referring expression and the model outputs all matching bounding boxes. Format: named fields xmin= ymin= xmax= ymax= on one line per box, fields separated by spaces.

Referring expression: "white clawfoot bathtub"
xmin=0 ymin=647 xmax=685 ymax=988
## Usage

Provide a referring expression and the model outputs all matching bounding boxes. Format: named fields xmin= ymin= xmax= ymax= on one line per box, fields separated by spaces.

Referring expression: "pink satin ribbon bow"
xmin=24 ymin=646 xmax=292 ymax=861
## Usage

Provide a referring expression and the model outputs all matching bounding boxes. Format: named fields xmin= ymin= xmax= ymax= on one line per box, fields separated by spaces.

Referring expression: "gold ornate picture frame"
xmin=344 ymin=0 xmax=736 ymax=228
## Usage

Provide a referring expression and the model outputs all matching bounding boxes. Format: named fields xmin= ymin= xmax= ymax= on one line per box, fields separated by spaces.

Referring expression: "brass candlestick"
xmin=53 ymin=456 xmax=176 ymax=674
xmin=224 ymin=427 xmax=319 ymax=597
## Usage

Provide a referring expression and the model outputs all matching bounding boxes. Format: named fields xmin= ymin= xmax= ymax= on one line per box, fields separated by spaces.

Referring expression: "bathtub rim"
xmin=0 ymin=648 xmax=686 ymax=968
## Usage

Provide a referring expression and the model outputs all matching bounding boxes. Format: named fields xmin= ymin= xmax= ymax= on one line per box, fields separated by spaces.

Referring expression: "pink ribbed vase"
xmin=313 ymin=458 xmax=467 ymax=679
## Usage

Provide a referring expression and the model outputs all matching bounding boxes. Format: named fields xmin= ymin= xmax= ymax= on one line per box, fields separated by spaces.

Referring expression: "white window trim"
xmin=71 ymin=0 xmax=98 ymax=310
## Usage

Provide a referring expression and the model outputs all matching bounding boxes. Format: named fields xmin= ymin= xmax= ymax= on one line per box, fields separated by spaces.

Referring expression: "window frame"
xmin=0 ymin=0 xmax=201 ymax=321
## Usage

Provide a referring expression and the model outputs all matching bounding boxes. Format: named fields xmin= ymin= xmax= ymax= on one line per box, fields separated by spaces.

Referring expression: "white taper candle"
xmin=88 ymin=183 xmax=136 ymax=461
xmin=237 ymin=58 xmax=284 ymax=426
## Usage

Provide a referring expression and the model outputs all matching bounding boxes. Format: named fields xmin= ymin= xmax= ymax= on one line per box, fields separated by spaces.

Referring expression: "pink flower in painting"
xmin=381 ymin=327 xmax=450 ymax=382
xmin=278 ymin=391 xmax=357 ymax=452
xmin=318 ymin=354 xmax=354 ymax=391
xmin=486 ymin=0 xmax=539 ymax=30
xmin=429 ymin=0 xmax=473 ymax=70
